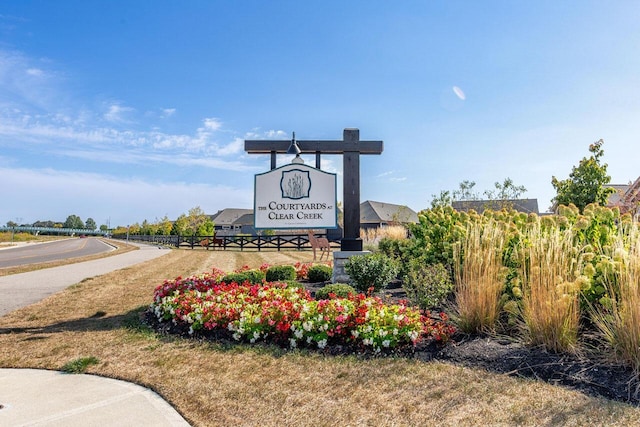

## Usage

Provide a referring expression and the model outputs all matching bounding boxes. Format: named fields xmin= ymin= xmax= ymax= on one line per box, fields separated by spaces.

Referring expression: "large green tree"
xmin=85 ymin=218 xmax=97 ymax=230
xmin=551 ymin=139 xmax=615 ymax=212
xmin=63 ymin=215 xmax=84 ymax=229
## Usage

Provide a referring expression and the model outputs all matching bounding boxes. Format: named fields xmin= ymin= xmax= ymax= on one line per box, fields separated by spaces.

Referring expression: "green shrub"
xmin=345 ymin=253 xmax=399 ymax=293
xmin=220 ymin=270 xmax=265 ymax=285
xmin=265 ymin=265 xmax=297 ymax=282
xmin=402 ymin=262 xmax=453 ymax=310
xmin=307 ymin=264 xmax=333 ymax=283
xmin=315 ymin=283 xmax=356 ymax=299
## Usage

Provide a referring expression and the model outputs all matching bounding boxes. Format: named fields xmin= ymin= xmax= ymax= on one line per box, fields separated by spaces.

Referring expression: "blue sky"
xmin=1 ymin=1 xmax=639 ymax=228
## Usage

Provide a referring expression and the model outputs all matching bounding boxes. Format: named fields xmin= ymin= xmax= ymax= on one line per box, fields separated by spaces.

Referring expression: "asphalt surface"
xmin=0 ymin=242 xmax=191 ymax=426
xmin=0 ymin=238 xmax=114 ymax=268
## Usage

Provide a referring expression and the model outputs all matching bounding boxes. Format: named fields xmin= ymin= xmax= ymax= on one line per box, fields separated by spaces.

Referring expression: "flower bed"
xmin=150 ymin=268 xmax=454 ymax=352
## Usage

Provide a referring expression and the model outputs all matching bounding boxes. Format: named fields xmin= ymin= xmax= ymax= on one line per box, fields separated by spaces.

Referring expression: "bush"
xmin=265 ymin=265 xmax=297 ymax=282
xmin=220 ymin=270 xmax=265 ymax=285
xmin=345 ymin=253 xmax=399 ymax=293
xmin=315 ymin=283 xmax=356 ymax=300
xmin=403 ymin=262 xmax=453 ymax=310
xmin=307 ymin=264 xmax=333 ymax=283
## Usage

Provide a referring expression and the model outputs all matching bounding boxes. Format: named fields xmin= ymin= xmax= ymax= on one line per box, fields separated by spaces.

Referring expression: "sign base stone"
xmin=331 ymin=251 xmax=371 ymax=284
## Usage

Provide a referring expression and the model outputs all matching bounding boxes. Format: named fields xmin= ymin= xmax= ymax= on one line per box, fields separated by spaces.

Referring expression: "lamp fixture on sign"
xmin=287 ymin=132 xmax=304 ymax=164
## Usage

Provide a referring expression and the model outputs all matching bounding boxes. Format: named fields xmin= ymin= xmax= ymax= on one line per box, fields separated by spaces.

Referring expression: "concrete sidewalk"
xmin=0 ymin=369 xmax=189 ymax=426
xmin=0 ymin=243 xmax=191 ymax=426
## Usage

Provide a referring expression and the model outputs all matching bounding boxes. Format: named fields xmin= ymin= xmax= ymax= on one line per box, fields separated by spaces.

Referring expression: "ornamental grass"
xmin=453 ymin=220 xmax=506 ymax=333
xmin=518 ymin=224 xmax=583 ymax=353
xmin=592 ymin=223 xmax=640 ymax=375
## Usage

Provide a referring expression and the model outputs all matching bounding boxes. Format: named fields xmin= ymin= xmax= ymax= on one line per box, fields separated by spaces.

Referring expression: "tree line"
xmin=5 ymin=215 xmax=98 ymax=231
xmin=111 ymin=206 xmax=215 ymax=237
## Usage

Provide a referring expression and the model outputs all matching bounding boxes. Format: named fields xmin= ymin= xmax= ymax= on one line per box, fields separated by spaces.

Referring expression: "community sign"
xmin=254 ymin=163 xmax=337 ymax=229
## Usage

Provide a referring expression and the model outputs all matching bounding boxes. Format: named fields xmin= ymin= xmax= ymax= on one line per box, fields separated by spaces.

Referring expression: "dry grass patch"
xmin=1 ymin=249 xmax=639 ymax=426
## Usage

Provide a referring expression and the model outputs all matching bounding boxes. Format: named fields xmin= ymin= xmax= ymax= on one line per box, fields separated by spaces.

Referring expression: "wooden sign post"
xmin=245 ymin=128 xmax=383 ymax=251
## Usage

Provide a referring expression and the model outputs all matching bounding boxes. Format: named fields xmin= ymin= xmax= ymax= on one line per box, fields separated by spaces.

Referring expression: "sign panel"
xmin=254 ymin=163 xmax=337 ymax=229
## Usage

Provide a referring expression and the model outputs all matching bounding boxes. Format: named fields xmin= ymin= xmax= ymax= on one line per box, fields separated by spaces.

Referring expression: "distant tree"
xmin=128 ymin=223 xmax=141 ymax=235
xmin=197 ymin=218 xmax=215 ymax=236
xmin=6 ymin=221 xmax=17 ymax=227
xmin=551 ymin=139 xmax=616 ymax=212
xmin=99 ymin=224 xmax=109 ymax=232
xmin=431 ymin=178 xmax=527 ymax=210
xmin=171 ymin=214 xmax=188 ymax=236
xmin=430 ymin=190 xmax=453 ymax=209
xmin=85 ymin=218 xmax=97 ymax=230
xmin=33 ymin=220 xmax=55 ymax=228
xmin=452 ymin=180 xmax=479 ymax=201
xmin=157 ymin=215 xmax=173 ymax=236
xmin=484 ymin=178 xmax=527 ymax=200
xmin=140 ymin=219 xmax=154 ymax=235
xmin=186 ymin=206 xmax=211 ymax=236
xmin=63 ymin=215 xmax=84 ymax=229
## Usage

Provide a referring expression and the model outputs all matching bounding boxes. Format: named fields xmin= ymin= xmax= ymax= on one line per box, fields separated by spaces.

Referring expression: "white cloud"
xmin=104 ymin=103 xmax=135 ymax=123
xmin=26 ymin=68 xmax=44 ymax=77
xmin=161 ymin=108 xmax=176 ymax=118
xmin=266 ymin=130 xmax=288 ymax=138
xmin=203 ymin=117 xmax=222 ymax=131
xmin=215 ymin=137 xmax=244 ymax=156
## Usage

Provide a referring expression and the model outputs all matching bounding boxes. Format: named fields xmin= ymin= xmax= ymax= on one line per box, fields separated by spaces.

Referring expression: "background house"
xmin=209 ymin=208 xmax=254 ymax=236
xmin=359 ymin=200 xmax=419 ymax=230
xmin=606 ymin=177 xmax=640 ymax=217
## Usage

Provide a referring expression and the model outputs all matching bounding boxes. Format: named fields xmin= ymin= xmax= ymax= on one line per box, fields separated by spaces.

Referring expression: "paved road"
xmin=0 ymin=238 xmax=114 ymax=268
xmin=0 ymin=242 xmax=170 ymax=317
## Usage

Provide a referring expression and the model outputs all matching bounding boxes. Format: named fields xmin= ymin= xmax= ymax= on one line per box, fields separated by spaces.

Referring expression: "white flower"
xmin=382 ymin=340 xmax=390 ymax=348
xmin=232 ymin=333 xmax=241 ymax=341
xmin=363 ymin=338 xmax=372 ymax=346
xmin=378 ymin=329 xmax=388 ymax=337
xmin=351 ymin=330 xmax=359 ymax=338
xmin=254 ymin=316 xmax=261 ymax=324
xmin=317 ymin=339 xmax=327 ymax=349
xmin=253 ymin=331 xmax=260 ymax=340
xmin=289 ymin=338 xmax=298 ymax=348
xmin=392 ymin=328 xmax=398 ymax=336
xmin=188 ymin=326 xmax=194 ymax=335
xmin=303 ymin=321 xmax=313 ymax=332
xmin=294 ymin=329 xmax=304 ymax=339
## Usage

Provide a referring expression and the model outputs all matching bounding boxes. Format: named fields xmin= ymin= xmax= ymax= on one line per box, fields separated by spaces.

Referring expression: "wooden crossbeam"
xmin=244 ymin=139 xmax=383 ymax=154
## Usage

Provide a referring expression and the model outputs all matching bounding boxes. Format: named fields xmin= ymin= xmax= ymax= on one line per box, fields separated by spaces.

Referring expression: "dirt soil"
xmin=149 ymin=280 xmax=640 ymax=407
